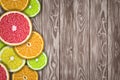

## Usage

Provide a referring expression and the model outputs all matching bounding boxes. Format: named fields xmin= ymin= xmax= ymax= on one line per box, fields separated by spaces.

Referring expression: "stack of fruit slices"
xmin=0 ymin=0 xmax=48 ymax=80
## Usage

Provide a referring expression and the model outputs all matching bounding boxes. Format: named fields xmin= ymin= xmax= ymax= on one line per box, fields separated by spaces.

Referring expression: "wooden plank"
xmin=108 ymin=0 xmax=120 ymax=80
xmin=40 ymin=0 xmax=60 ymax=80
xmin=60 ymin=0 xmax=89 ymax=80
xmin=90 ymin=0 xmax=108 ymax=80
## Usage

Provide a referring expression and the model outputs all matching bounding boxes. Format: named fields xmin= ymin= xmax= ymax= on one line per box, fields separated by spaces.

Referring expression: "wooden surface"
xmin=0 ymin=0 xmax=120 ymax=80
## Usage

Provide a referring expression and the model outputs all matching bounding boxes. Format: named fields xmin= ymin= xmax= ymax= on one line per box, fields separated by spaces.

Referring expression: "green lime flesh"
xmin=24 ymin=0 xmax=41 ymax=17
xmin=27 ymin=52 xmax=48 ymax=70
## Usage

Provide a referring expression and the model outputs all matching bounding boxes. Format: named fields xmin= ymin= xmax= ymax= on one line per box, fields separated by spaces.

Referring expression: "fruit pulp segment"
xmin=0 ymin=65 xmax=7 ymax=80
xmin=0 ymin=13 xmax=30 ymax=44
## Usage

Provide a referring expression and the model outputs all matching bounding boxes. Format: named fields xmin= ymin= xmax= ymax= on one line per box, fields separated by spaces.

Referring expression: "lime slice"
xmin=0 ymin=41 xmax=5 ymax=50
xmin=24 ymin=0 xmax=41 ymax=17
xmin=0 ymin=46 xmax=25 ymax=72
xmin=27 ymin=52 xmax=48 ymax=70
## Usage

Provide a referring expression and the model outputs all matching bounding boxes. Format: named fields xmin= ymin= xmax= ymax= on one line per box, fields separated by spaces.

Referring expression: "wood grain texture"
xmin=0 ymin=0 xmax=120 ymax=80
xmin=108 ymin=0 xmax=120 ymax=80
xmin=41 ymin=0 xmax=60 ymax=80
xmin=90 ymin=0 xmax=108 ymax=80
xmin=60 ymin=0 xmax=89 ymax=80
xmin=60 ymin=0 xmax=74 ymax=79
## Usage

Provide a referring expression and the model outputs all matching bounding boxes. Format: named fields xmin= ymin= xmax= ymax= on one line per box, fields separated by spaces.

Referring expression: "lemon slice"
xmin=0 ymin=46 xmax=25 ymax=72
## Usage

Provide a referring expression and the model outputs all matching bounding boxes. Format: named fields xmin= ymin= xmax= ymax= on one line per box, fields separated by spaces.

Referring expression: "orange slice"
xmin=12 ymin=65 xmax=38 ymax=80
xmin=14 ymin=31 xmax=44 ymax=59
xmin=1 ymin=0 xmax=29 ymax=11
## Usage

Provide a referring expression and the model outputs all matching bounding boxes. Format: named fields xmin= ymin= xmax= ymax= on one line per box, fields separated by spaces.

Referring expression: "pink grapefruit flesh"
xmin=0 ymin=11 xmax=32 ymax=46
xmin=0 ymin=63 xmax=9 ymax=80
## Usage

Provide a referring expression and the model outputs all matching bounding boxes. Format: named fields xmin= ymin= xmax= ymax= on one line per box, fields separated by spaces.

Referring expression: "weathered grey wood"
xmin=108 ymin=0 xmax=120 ymax=80
xmin=40 ymin=0 xmax=60 ymax=80
xmin=1 ymin=0 xmax=120 ymax=80
xmin=60 ymin=0 xmax=89 ymax=80
xmin=90 ymin=0 xmax=108 ymax=80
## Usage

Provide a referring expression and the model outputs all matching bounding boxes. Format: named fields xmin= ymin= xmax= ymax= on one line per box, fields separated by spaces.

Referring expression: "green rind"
xmin=23 ymin=0 xmax=41 ymax=17
xmin=27 ymin=52 xmax=48 ymax=70
xmin=0 ymin=40 xmax=6 ymax=50
xmin=0 ymin=46 xmax=26 ymax=72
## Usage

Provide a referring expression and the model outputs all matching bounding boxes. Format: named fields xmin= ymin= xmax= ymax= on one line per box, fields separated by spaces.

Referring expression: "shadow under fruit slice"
xmin=1 ymin=0 xmax=29 ymax=11
xmin=14 ymin=31 xmax=44 ymax=59
xmin=24 ymin=0 xmax=41 ymax=17
xmin=0 ymin=11 xmax=32 ymax=46
xmin=12 ymin=65 xmax=38 ymax=80
xmin=0 ymin=63 xmax=9 ymax=80
xmin=0 ymin=46 xmax=25 ymax=72
xmin=27 ymin=52 xmax=48 ymax=70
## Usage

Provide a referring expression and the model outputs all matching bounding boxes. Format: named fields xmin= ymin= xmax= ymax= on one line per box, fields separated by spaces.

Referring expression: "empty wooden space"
xmin=0 ymin=0 xmax=120 ymax=80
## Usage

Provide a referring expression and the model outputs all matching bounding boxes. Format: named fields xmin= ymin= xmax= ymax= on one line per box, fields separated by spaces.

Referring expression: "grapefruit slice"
xmin=12 ymin=65 xmax=38 ymax=80
xmin=0 ymin=46 xmax=26 ymax=72
xmin=0 ymin=40 xmax=5 ymax=50
xmin=14 ymin=31 xmax=44 ymax=59
xmin=1 ymin=0 xmax=29 ymax=11
xmin=27 ymin=52 xmax=48 ymax=70
xmin=0 ymin=11 xmax=32 ymax=46
xmin=0 ymin=63 xmax=9 ymax=80
xmin=24 ymin=0 xmax=41 ymax=17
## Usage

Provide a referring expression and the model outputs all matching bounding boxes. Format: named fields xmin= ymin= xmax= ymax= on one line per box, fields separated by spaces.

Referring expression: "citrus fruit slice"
xmin=0 ymin=40 xmax=5 ymax=50
xmin=14 ymin=31 xmax=44 ymax=59
xmin=24 ymin=0 xmax=41 ymax=17
xmin=12 ymin=65 xmax=38 ymax=80
xmin=1 ymin=0 xmax=29 ymax=11
xmin=0 ymin=46 xmax=26 ymax=72
xmin=0 ymin=11 xmax=32 ymax=46
xmin=0 ymin=63 xmax=9 ymax=80
xmin=27 ymin=52 xmax=48 ymax=70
